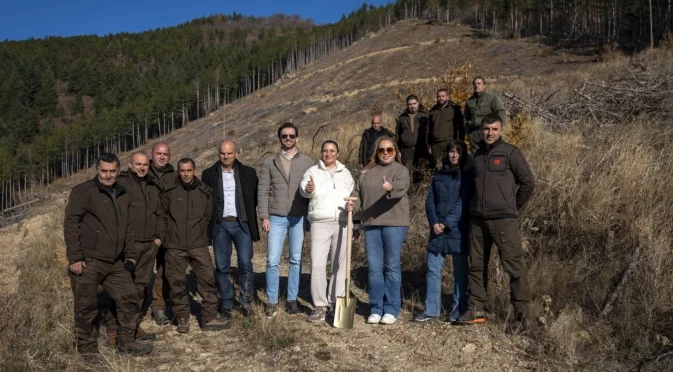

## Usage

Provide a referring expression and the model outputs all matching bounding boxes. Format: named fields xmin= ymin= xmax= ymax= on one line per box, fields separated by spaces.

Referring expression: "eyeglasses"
xmin=377 ymin=147 xmax=395 ymax=155
xmin=280 ymin=134 xmax=297 ymax=140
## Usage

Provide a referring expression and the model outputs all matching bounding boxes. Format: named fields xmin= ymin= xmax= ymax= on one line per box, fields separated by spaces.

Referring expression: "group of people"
xmin=64 ymin=75 xmax=535 ymax=360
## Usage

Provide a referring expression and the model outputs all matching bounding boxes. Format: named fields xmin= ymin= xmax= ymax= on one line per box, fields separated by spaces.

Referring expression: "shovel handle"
xmin=343 ymin=197 xmax=356 ymax=298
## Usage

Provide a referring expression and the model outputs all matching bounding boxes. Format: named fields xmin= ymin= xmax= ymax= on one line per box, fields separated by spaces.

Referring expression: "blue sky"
xmin=1 ymin=0 xmax=393 ymax=41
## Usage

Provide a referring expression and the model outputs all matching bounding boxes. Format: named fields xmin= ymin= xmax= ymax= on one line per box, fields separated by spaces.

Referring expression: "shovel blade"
xmin=333 ymin=294 xmax=357 ymax=329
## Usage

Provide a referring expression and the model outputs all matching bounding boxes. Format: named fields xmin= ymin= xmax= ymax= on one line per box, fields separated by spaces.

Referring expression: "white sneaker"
xmin=380 ymin=314 xmax=397 ymax=325
xmin=367 ymin=314 xmax=382 ymax=324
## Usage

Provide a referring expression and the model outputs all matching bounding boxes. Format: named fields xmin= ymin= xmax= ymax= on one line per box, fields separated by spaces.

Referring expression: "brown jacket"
xmin=427 ymin=102 xmax=464 ymax=144
xmin=395 ymin=109 xmax=427 ymax=149
xmin=159 ymin=176 xmax=212 ymax=250
xmin=149 ymin=161 xmax=175 ymax=192
xmin=64 ymin=177 xmax=136 ymax=264
xmin=470 ymin=138 xmax=535 ymax=220
xmin=116 ymin=170 xmax=162 ymax=242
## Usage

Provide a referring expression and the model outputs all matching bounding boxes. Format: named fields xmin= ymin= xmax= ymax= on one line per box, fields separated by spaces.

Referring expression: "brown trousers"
xmin=429 ymin=140 xmax=450 ymax=170
xmin=165 ymin=246 xmax=219 ymax=322
xmin=104 ymin=241 xmax=158 ymax=330
xmin=468 ymin=218 xmax=532 ymax=315
xmin=151 ymin=246 xmax=170 ymax=311
xmin=70 ymin=259 xmax=138 ymax=352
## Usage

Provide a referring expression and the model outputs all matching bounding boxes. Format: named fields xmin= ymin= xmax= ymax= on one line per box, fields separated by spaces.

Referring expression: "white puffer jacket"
xmin=299 ymin=160 xmax=355 ymax=223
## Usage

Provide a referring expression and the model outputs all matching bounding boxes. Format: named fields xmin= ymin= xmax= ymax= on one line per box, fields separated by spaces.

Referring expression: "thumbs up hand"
xmin=382 ymin=175 xmax=393 ymax=192
xmin=306 ymin=175 xmax=315 ymax=193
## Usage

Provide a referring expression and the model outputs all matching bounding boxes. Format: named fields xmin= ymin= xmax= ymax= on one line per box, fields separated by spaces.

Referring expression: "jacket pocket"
xmin=487 ymin=155 xmax=507 ymax=172
xmin=92 ymin=231 xmax=99 ymax=251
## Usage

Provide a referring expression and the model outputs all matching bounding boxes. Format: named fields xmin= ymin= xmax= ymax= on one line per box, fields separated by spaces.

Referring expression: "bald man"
xmin=202 ymin=140 xmax=260 ymax=318
xmin=103 ymin=151 xmax=163 ymax=344
xmin=148 ymin=142 xmax=174 ymax=325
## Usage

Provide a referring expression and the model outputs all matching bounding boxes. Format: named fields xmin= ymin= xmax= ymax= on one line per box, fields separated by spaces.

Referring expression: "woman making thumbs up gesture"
xmin=346 ymin=136 xmax=410 ymax=325
xmin=300 ymin=140 xmax=355 ymax=323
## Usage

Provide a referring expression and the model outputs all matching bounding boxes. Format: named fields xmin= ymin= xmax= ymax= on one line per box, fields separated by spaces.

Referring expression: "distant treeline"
xmin=0 ymin=0 xmax=670 ymax=210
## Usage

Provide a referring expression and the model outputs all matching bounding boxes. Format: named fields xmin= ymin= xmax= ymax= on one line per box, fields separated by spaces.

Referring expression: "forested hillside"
xmin=1 ymin=0 xmax=672 ymax=211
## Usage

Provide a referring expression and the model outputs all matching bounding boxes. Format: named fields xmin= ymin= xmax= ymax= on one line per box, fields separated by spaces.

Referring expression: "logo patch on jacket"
xmin=494 ymin=159 xmax=501 ymax=165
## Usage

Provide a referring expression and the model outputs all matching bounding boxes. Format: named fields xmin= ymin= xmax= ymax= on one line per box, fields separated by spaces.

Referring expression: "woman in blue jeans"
xmin=414 ymin=140 xmax=473 ymax=323
xmin=346 ymin=136 xmax=410 ymax=325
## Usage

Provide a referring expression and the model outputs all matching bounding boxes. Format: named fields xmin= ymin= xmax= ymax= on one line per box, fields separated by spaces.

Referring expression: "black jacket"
xmin=358 ymin=127 xmax=395 ymax=166
xmin=427 ymin=102 xmax=464 ymax=144
xmin=116 ymin=170 xmax=162 ymax=242
xmin=395 ymin=108 xmax=428 ymax=149
xmin=201 ymin=160 xmax=260 ymax=242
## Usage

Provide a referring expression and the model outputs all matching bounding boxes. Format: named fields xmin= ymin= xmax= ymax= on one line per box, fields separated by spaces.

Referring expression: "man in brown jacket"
xmin=160 ymin=158 xmax=229 ymax=333
xmin=148 ymin=142 xmax=174 ymax=325
xmin=103 ymin=151 xmax=162 ymax=344
xmin=64 ymin=153 xmax=152 ymax=357
xmin=395 ymin=95 xmax=429 ymax=183
xmin=456 ymin=113 xmax=535 ymax=333
xmin=427 ymin=89 xmax=463 ymax=169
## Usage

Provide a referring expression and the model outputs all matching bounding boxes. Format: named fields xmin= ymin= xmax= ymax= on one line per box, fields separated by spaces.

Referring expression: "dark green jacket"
xmin=160 ymin=176 xmax=212 ymax=250
xmin=464 ymin=91 xmax=506 ymax=131
xmin=470 ymin=138 xmax=535 ymax=220
xmin=116 ymin=170 xmax=162 ymax=242
xmin=64 ymin=177 xmax=136 ymax=264
xmin=427 ymin=102 xmax=464 ymax=144
xmin=149 ymin=161 xmax=175 ymax=193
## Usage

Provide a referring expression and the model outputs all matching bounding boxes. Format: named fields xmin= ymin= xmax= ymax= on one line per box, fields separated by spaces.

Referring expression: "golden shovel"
xmin=334 ymin=196 xmax=358 ymax=329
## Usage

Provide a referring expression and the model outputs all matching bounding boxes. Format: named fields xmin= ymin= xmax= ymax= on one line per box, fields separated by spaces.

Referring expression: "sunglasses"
xmin=377 ymin=147 xmax=395 ymax=155
xmin=280 ymin=134 xmax=297 ymax=139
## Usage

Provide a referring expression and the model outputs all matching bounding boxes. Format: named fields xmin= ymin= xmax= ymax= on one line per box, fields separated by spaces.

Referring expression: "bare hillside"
xmin=7 ymin=20 xmax=673 ymax=372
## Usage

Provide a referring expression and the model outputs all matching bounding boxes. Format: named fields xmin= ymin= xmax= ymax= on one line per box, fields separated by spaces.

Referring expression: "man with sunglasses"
xmin=258 ymin=122 xmax=314 ymax=318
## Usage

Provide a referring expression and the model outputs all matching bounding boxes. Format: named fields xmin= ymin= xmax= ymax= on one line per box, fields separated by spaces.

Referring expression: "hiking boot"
xmin=117 ymin=341 xmax=153 ymax=356
xmin=176 ymin=318 xmax=190 ymax=333
xmin=201 ymin=317 xmax=232 ymax=332
xmin=240 ymin=306 xmax=252 ymax=318
xmin=308 ymin=306 xmax=328 ymax=323
xmin=106 ymin=330 xmax=117 ymax=347
xmin=287 ymin=300 xmax=301 ymax=315
xmin=219 ymin=308 xmax=232 ymax=320
xmin=455 ymin=309 xmax=487 ymax=325
xmin=265 ymin=304 xmax=278 ymax=319
xmin=506 ymin=314 xmax=526 ymax=335
xmin=413 ymin=311 xmax=438 ymax=322
xmin=153 ymin=310 xmax=170 ymax=326
xmin=135 ymin=325 xmax=156 ymax=341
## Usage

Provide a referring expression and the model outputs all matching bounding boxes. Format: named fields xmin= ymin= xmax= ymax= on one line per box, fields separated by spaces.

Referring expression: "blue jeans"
xmin=212 ymin=221 xmax=254 ymax=310
xmin=425 ymin=252 xmax=469 ymax=320
xmin=364 ymin=226 xmax=408 ymax=317
xmin=266 ymin=215 xmax=305 ymax=304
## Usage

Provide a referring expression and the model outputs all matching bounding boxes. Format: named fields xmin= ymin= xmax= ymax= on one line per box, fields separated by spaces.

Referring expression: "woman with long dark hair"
xmin=414 ymin=140 xmax=473 ymax=323
xmin=346 ymin=136 xmax=410 ymax=325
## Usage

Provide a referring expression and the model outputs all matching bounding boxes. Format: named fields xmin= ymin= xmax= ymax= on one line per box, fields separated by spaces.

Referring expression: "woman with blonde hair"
xmin=346 ymin=136 xmax=410 ymax=325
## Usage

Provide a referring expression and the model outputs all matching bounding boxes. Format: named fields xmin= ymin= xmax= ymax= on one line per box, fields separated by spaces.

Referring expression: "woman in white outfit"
xmin=300 ymin=139 xmax=355 ymax=323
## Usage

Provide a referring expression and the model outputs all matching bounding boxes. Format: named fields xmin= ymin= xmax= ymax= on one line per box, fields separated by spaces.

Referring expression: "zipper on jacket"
xmin=185 ymin=189 xmax=190 ymax=250
xmin=141 ymin=180 xmax=148 ymax=241
xmin=481 ymin=153 xmax=488 ymax=217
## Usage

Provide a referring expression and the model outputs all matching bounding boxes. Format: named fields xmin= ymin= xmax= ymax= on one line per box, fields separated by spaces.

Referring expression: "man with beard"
xmin=427 ymin=89 xmax=463 ymax=169
xmin=64 ymin=153 xmax=153 ymax=358
xmin=160 ymin=158 xmax=230 ymax=333
xmin=456 ymin=113 xmax=535 ymax=334
xmin=395 ymin=95 xmax=429 ymax=182
xmin=148 ymin=142 xmax=174 ymax=325
xmin=258 ymin=123 xmax=313 ymax=318
xmin=358 ymin=115 xmax=395 ymax=168
xmin=464 ymin=77 xmax=506 ymax=154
